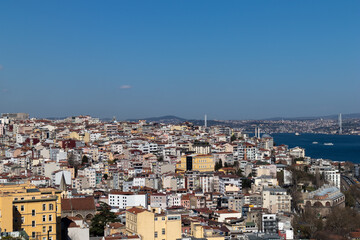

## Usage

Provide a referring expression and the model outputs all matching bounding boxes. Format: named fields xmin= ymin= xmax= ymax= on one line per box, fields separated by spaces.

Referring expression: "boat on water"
xmin=312 ymin=142 xmax=318 ymax=144
xmin=324 ymin=143 xmax=334 ymax=146
xmin=295 ymin=132 xmax=300 ymax=136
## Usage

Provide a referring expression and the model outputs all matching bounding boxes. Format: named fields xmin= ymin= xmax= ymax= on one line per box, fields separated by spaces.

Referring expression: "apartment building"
xmin=0 ymin=183 xmax=61 ymax=240
xmin=262 ymin=187 xmax=291 ymax=214
xmin=126 ymin=207 xmax=181 ymax=240
xmin=177 ymin=154 xmax=214 ymax=172
xmin=108 ymin=191 xmax=147 ymax=209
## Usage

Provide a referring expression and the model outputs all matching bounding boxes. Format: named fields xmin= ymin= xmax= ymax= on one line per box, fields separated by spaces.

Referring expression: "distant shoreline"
xmin=271 ymin=133 xmax=360 ymax=164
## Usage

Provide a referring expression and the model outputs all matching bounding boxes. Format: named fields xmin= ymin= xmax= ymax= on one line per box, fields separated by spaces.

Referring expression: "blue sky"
xmin=0 ymin=1 xmax=359 ymax=120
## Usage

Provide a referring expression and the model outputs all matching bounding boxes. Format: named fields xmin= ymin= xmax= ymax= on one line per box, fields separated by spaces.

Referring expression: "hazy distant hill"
xmin=127 ymin=115 xmax=187 ymax=124
xmin=263 ymin=113 xmax=360 ymax=121
xmin=127 ymin=112 xmax=360 ymax=125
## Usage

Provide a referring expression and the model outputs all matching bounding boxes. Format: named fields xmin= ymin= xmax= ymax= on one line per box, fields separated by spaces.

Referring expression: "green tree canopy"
xmin=90 ymin=203 xmax=118 ymax=236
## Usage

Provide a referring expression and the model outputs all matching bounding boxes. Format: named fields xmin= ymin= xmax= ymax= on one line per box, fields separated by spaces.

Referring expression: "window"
xmin=43 ymin=237 xmax=47 ymax=240
xmin=43 ymin=226 xmax=46 ymax=233
xmin=43 ymin=204 xmax=46 ymax=211
xmin=32 ymin=210 xmax=36 ymax=216
xmin=21 ymin=205 xmax=24 ymax=211
xmin=155 ymin=217 xmax=158 ymax=221
xmin=43 ymin=215 xmax=46 ymax=222
xmin=49 ymin=204 xmax=53 ymax=210
xmin=21 ymin=217 xmax=24 ymax=223
xmin=49 ymin=226 xmax=52 ymax=232
xmin=162 ymin=217 xmax=165 ymax=220
xmin=32 ymin=232 xmax=36 ymax=238
xmin=162 ymin=228 xmax=165 ymax=235
xmin=49 ymin=215 xmax=52 ymax=221
xmin=154 ymin=232 xmax=158 ymax=238
xmin=32 ymin=221 xmax=35 ymax=227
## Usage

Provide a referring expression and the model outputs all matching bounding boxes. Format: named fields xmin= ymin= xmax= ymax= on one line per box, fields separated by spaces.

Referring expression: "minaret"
xmin=204 ymin=114 xmax=207 ymax=128
xmin=60 ymin=173 xmax=67 ymax=191
xmin=339 ymin=113 xmax=342 ymax=135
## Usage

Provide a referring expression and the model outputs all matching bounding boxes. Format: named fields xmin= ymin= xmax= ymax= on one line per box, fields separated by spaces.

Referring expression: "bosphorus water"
xmin=271 ymin=133 xmax=360 ymax=163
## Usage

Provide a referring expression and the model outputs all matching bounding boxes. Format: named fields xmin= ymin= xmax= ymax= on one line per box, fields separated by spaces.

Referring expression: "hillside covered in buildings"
xmin=0 ymin=114 xmax=360 ymax=240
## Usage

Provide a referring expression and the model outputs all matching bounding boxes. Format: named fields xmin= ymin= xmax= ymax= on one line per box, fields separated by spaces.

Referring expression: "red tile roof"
xmin=61 ymin=197 xmax=96 ymax=211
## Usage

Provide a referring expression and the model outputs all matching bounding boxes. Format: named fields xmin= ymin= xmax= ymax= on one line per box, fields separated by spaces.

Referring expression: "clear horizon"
xmin=1 ymin=1 xmax=359 ymax=119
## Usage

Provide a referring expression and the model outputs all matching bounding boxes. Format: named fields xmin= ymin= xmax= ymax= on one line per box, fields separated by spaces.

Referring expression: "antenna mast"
xmin=339 ymin=113 xmax=342 ymax=134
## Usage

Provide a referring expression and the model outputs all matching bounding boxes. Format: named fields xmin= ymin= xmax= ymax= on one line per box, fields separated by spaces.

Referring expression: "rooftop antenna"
xmin=339 ymin=113 xmax=342 ymax=135
xmin=204 ymin=114 xmax=207 ymax=128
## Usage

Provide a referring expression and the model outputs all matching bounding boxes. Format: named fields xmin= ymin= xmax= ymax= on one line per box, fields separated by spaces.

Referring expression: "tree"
xmin=233 ymin=161 xmax=239 ymax=169
xmin=82 ymin=155 xmax=89 ymax=165
xmin=344 ymin=190 xmax=356 ymax=208
xmin=236 ymin=169 xmax=243 ymax=177
xmin=325 ymin=206 xmax=360 ymax=236
xmin=277 ymin=170 xmax=284 ymax=186
xmin=90 ymin=203 xmax=117 ymax=236
xmin=215 ymin=159 xmax=223 ymax=171
xmin=230 ymin=134 xmax=236 ymax=142
xmin=242 ymin=178 xmax=252 ymax=189
xmin=68 ymin=152 xmax=80 ymax=178
xmin=292 ymin=207 xmax=323 ymax=239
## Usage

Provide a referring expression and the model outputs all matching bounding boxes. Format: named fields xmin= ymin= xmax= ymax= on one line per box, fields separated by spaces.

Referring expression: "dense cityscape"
xmin=131 ymin=115 xmax=360 ymax=135
xmin=0 ymin=113 xmax=359 ymax=240
xmin=1 ymin=1 xmax=359 ymax=239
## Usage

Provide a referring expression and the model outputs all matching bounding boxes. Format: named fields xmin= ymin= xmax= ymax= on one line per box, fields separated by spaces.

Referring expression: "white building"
xmin=67 ymin=217 xmax=90 ymax=240
xmin=289 ymin=146 xmax=305 ymax=158
xmin=323 ymin=170 xmax=341 ymax=189
xmin=108 ymin=191 xmax=147 ymax=209
xmin=111 ymin=143 xmax=124 ymax=154
xmin=90 ymin=132 xmax=102 ymax=142
xmin=219 ymin=176 xmax=242 ymax=194
xmin=262 ymin=187 xmax=291 ymax=214
xmin=167 ymin=194 xmax=181 ymax=207
xmin=133 ymin=177 xmax=146 ymax=187
xmin=52 ymin=170 xmax=72 ymax=186
xmin=78 ymin=167 xmax=97 ymax=188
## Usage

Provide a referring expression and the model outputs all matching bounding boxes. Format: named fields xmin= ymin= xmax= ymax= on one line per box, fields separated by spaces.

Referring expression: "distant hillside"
xmin=264 ymin=113 xmax=360 ymax=121
xmin=125 ymin=112 xmax=360 ymax=124
xmin=127 ymin=115 xmax=187 ymax=124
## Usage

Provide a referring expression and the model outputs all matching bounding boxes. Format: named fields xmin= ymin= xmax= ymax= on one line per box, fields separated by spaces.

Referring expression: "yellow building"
xmin=126 ymin=207 xmax=181 ymax=240
xmin=176 ymin=154 xmax=214 ymax=172
xmin=0 ymin=183 xmax=62 ymax=240
xmin=191 ymin=221 xmax=225 ymax=240
xmin=170 ymin=125 xmax=189 ymax=131
xmin=67 ymin=131 xmax=90 ymax=143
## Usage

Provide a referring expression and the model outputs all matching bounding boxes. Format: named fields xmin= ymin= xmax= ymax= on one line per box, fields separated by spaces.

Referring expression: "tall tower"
xmin=204 ymin=114 xmax=207 ymax=128
xmin=339 ymin=113 xmax=342 ymax=135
